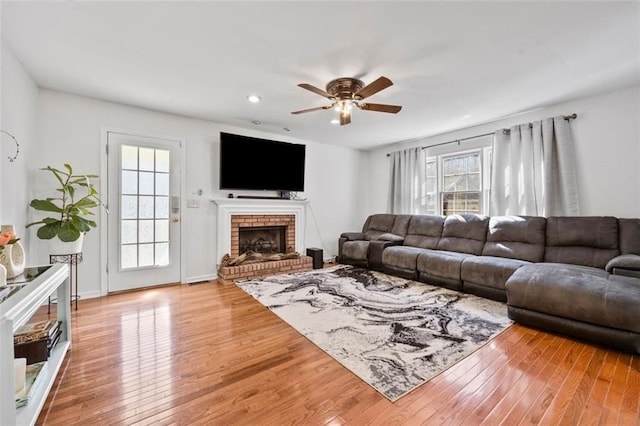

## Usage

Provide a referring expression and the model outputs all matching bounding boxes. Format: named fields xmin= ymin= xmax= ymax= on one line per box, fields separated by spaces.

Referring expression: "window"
xmin=442 ymin=152 xmax=481 ymax=215
xmin=423 ymin=144 xmax=492 ymax=215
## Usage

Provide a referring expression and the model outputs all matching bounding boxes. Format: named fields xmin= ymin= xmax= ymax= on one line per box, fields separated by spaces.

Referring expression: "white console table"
xmin=0 ymin=264 xmax=71 ymax=426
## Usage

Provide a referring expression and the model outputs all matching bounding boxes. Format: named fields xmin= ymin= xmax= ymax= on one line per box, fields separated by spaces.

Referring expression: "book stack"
xmin=14 ymin=320 xmax=62 ymax=364
xmin=15 ymin=361 xmax=47 ymax=408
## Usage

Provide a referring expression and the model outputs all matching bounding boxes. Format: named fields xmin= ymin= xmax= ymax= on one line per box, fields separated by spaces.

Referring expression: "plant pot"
xmin=48 ymin=233 xmax=84 ymax=255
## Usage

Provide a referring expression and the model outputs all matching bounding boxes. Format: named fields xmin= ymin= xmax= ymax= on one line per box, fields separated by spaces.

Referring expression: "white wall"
xmin=364 ymin=85 xmax=640 ymax=218
xmin=35 ymin=89 xmax=365 ymax=297
xmin=1 ymin=42 xmax=38 ymax=245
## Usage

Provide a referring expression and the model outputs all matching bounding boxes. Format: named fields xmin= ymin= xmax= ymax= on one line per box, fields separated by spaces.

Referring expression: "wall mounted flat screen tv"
xmin=219 ymin=132 xmax=306 ymax=191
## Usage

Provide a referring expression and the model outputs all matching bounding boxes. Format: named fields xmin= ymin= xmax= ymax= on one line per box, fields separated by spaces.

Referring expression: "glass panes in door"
xmin=120 ymin=145 xmax=171 ymax=269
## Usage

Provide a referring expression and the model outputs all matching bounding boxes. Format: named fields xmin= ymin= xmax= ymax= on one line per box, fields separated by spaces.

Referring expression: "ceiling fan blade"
xmin=354 ymin=76 xmax=393 ymax=99
xmin=359 ymin=103 xmax=402 ymax=114
xmin=340 ymin=111 xmax=351 ymax=126
xmin=291 ymin=105 xmax=331 ymax=114
xmin=298 ymin=83 xmax=333 ymax=99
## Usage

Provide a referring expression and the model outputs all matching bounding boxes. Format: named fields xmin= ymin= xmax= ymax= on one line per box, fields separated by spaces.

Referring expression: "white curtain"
xmin=490 ymin=116 xmax=579 ymax=216
xmin=387 ymin=147 xmax=426 ymax=214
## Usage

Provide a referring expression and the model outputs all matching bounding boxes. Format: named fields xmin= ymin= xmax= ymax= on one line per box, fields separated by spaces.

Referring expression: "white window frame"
xmin=424 ymin=145 xmax=493 ymax=216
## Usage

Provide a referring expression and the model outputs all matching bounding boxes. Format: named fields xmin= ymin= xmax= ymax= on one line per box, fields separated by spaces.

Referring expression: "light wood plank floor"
xmin=34 ymin=280 xmax=639 ymax=425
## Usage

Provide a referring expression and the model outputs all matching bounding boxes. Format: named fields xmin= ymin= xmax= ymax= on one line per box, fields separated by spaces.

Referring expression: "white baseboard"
xmin=78 ymin=290 xmax=102 ymax=300
xmin=184 ymin=273 xmax=218 ymax=284
xmin=83 ymin=275 xmax=218 ymax=299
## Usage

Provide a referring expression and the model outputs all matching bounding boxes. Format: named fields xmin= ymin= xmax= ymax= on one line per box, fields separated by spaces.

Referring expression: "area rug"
xmin=236 ymin=266 xmax=512 ymax=401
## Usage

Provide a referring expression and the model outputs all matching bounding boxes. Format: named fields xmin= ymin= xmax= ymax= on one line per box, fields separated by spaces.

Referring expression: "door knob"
xmin=172 ymin=217 xmax=180 ymax=223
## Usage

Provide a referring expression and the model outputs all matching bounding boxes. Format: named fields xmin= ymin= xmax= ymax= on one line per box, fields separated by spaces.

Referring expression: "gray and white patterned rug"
xmin=236 ymin=266 xmax=512 ymax=401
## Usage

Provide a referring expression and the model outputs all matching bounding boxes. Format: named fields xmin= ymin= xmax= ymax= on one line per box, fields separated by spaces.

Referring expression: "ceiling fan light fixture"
xmin=334 ymin=100 xmax=353 ymax=115
xmin=292 ymin=76 xmax=400 ymax=125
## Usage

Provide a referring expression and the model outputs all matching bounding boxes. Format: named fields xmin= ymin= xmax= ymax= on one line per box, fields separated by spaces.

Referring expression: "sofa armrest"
xmin=369 ymin=240 xmax=404 ymax=271
xmin=377 ymin=233 xmax=405 ymax=242
xmin=338 ymin=236 xmax=347 ymax=263
xmin=341 ymin=232 xmax=366 ymax=241
xmin=606 ymin=254 xmax=640 ymax=274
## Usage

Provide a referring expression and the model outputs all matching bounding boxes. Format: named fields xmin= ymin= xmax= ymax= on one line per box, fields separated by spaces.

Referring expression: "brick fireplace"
xmin=213 ymin=199 xmax=313 ymax=284
xmin=230 ymin=214 xmax=295 ymax=257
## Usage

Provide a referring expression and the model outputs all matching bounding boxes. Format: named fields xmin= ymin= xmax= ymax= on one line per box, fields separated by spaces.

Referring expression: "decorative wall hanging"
xmin=1 ymin=129 xmax=20 ymax=162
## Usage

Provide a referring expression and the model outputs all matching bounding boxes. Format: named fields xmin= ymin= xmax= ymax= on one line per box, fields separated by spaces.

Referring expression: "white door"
xmin=106 ymin=131 xmax=182 ymax=292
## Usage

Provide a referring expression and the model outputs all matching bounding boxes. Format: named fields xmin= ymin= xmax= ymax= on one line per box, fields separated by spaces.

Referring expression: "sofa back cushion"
xmin=544 ymin=216 xmax=619 ymax=269
xmin=403 ymin=215 xmax=445 ymax=249
xmin=619 ymin=218 xmax=640 ymax=255
xmin=391 ymin=215 xmax=412 ymax=237
xmin=362 ymin=214 xmax=411 ymax=240
xmin=482 ymin=216 xmax=546 ymax=262
xmin=437 ymin=214 xmax=489 ymax=255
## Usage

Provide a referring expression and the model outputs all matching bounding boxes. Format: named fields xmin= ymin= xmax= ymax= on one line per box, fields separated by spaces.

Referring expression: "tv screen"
xmin=219 ymin=132 xmax=306 ymax=191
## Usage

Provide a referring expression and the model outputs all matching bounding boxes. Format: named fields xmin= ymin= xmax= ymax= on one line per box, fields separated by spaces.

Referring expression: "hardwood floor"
xmin=33 ymin=280 xmax=639 ymax=425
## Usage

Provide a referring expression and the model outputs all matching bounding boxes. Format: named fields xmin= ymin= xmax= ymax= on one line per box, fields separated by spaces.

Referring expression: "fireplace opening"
xmin=239 ymin=226 xmax=287 ymax=255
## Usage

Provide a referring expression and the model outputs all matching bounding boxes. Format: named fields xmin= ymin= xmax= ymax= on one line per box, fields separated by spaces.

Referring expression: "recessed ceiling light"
xmin=247 ymin=95 xmax=261 ymax=103
xmin=330 ymin=119 xmax=340 ymax=125
xmin=252 ymin=120 xmax=261 ymax=125
xmin=283 ymin=127 xmax=290 ymax=132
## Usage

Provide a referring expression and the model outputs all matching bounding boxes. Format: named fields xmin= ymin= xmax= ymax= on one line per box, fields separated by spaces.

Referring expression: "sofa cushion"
xmin=364 ymin=214 xmax=395 ymax=232
xmin=605 ymin=254 xmax=640 ymax=273
xmin=378 ymin=233 xmax=405 ymax=242
xmin=390 ymin=215 xmax=412 ymax=237
xmin=482 ymin=216 xmax=546 ymax=262
xmin=506 ymin=263 xmax=640 ymax=334
xmin=545 ymin=216 xmax=620 ymax=269
xmin=462 ymin=256 xmax=530 ymax=290
xmin=341 ymin=241 xmax=369 ymax=261
xmin=403 ymin=215 xmax=445 ymax=249
xmin=382 ymin=246 xmax=425 ymax=271
xmin=619 ymin=218 xmax=640 ymax=255
xmin=437 ymin=214 xmax=489 ymax=255
xmin=416 ymin=250 xmax=474 ymax=282
xmin=363 ymin=214 xmax=411 ymax=241
xmin=363 ymin=214 xmax=394 ymax=240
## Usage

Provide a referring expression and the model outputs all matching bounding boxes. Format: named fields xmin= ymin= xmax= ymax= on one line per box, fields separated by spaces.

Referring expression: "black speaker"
xmin=306 ymin=247 xmax=323 ymax=269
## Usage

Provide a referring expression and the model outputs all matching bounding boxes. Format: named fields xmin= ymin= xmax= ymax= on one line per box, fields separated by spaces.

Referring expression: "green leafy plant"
xmin=26 ymin=164 xmax=106 ymax=242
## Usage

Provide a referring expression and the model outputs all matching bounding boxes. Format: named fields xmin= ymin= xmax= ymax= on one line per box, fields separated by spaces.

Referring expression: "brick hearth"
xmin=217 ymin=257 xmax=313 ymax=285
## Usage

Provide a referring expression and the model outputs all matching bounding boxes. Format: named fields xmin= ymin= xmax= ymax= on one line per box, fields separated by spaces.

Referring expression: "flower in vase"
xmin=0 ymin=231 xmax=20 ymax=254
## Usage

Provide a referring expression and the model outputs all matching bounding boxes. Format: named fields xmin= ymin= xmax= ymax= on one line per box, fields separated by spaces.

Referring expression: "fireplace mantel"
xmin=212 ymin=198 xmax=308 ymax=268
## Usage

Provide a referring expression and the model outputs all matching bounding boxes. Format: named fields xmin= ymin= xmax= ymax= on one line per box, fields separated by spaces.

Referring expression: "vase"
xmin=0 ymin=264 xmax=6 ymax=287
xmin=0 ymin=225 xmax=26 ymax=279
xmin=48 ymin=233 xmax=84 ymax=255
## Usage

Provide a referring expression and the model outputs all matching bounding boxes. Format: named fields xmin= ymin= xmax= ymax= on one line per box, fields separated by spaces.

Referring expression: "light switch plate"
xmin=187 ymin=199 xmax=200 ymax=208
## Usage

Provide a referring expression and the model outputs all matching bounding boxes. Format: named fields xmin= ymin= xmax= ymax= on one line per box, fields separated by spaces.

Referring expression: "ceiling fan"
xmin=291 ymin=76 xmax=402 ymax=125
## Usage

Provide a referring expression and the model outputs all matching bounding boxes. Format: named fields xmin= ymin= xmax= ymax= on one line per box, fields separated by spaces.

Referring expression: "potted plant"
xmin=27 ymin=164 xmax=106 ymax=255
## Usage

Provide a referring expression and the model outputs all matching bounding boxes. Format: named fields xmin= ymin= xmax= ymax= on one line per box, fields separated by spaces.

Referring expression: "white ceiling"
xmin=2 ymin=1 xmax=639 ymax=150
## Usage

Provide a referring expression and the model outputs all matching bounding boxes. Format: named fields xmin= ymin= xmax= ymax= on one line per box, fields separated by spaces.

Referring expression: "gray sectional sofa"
xmin=338 ymin=214 xmax=640 ymax=353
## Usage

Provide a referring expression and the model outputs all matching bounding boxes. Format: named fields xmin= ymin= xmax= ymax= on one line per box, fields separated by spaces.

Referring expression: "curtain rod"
xmin=386 ymin=113 xmax=577 ymax=157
